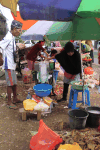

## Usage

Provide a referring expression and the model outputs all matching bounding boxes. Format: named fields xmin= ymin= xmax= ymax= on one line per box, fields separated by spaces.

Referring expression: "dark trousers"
xmin=63 ymin=83 xmax=69 ymax=100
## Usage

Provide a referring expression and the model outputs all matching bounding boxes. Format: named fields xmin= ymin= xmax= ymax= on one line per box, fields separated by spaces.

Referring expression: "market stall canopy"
xmin=11 ymin=11 xmax=38 ymax=30
xmin=18 ymin=0 xmax=100 ymax=21
xmin=21 ymin=20 xmax=55 ymax=41
xmin=46 ymin=17 xmax=100 ymax=41
xmin=1 ymin=0 xmax=100 ymax=21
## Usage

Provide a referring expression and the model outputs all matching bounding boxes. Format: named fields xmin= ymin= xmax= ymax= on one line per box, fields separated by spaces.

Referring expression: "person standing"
xmin=98 ymin=47 xmax=100 ymax=64
xmin=55 ymin=42 xmax=81 ymax=103
xmin=85 ymin=40 xmax=94 ymax=62
xmin=0 ymin=20 xmax=25 ymax=109
xmin=26 ymin=39 xmax=49 ymax=70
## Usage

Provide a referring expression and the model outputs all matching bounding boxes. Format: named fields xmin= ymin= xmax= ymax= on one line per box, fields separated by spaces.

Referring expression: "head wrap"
xmin=11 ymin=20 xmax=23 ymax=29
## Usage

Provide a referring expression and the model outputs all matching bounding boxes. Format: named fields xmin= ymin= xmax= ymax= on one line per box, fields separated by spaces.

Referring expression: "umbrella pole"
xmin=79 ymin=40 xmax=85 ymax=106
xmin=79 ymin=40 xmax=83 ymax=76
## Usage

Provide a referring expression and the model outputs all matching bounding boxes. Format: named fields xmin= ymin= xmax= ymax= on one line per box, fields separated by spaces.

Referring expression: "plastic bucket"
xmin=33 ymin=84 xmax=52 ymax=97
xmin=53 ymin=70 xmax=59 ymax=82
xmin=68 ymin=109 xmax=89 ymax=129
xmin=85 ymin=106 xmax=100 ymax=127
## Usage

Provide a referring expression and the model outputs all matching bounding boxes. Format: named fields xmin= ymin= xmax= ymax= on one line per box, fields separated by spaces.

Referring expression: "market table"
xmin=82 ymin=60 xmax=92 ymax=67
xmin=19 ymin=108 xmax=42 ymax=121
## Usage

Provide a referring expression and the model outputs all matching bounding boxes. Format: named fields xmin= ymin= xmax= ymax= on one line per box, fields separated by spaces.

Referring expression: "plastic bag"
xmin=84 ymin=67 xmax=94 ymax=75
xmin=23 ymin=99 xmax=37 ymax=111
xmin=34 ymin=102 xmax=49 ymax=111
xmin=43 ymin=97 xmax=53 ymax=106
xmin=30 ymin=120 xmax=63 ymax=150
xmin=58 ymin=142 xmax=82 ymax=150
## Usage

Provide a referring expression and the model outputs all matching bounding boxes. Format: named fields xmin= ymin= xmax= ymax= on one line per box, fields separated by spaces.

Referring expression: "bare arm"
xmin=44 ymin=50 xmax=49 ymax=57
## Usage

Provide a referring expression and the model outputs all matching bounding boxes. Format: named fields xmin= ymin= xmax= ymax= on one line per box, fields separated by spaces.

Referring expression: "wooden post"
xmin=37 ymin=111 xmax=41 ymax=121
xmin=22 ymin=112 xmax=27 ymax=121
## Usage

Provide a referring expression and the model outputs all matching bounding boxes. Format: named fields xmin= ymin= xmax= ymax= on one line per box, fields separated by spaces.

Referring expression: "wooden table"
xmin=19 ymin=108 xmax=42 ymax=121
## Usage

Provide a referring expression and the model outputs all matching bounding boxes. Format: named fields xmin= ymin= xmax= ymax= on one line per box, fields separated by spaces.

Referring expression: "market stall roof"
xmin=1 ymin=0 xmax=100 ymax=21
xmin=46 ymin=17 xmax=100 ymax=41
xmin=11 ymin=11 xmax=38 ymax=30
xmin=21 ymin=20 xmax=55 ymax=41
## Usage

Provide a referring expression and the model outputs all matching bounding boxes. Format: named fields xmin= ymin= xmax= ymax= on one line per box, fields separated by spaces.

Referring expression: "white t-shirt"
xmin=0 ymin=31 xmax=16 ymax=70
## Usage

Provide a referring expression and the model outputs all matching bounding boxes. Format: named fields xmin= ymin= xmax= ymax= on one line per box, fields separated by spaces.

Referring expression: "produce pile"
xmin=23 ymin=96 xmax=57 ymax=111
xmin=56 ymin=128 xmax=100 ymax=150
xmin=84 ymin=72 xmax=99 ymax=88
xmin=82 ymin=53 xmax=92 ymax=61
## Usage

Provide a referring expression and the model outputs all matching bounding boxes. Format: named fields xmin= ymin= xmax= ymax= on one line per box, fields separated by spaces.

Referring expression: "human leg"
xmin=5 ymin=69 xmax=18 ymax=109
xmin=63 ymin=83 xmax=69 ymax=100
xmin=7 ymin=86 xmax=12 ymax=105
xmin=57 ymin=83 xmax=69 ymax=102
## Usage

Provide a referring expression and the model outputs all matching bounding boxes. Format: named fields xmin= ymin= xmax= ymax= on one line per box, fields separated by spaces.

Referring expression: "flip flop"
xmin=13 ymin=100 xmax=23 ymax=104
xmin=7 ymin=104 xmax=18 ymax=110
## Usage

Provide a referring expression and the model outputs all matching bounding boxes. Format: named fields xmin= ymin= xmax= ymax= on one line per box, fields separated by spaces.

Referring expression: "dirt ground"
xmin=0 ymin=63 xmax=100 ymax=150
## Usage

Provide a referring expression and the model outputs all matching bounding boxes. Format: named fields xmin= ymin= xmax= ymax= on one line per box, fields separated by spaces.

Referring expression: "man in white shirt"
xmin=0 ymin=20 xmax=25 ymax=109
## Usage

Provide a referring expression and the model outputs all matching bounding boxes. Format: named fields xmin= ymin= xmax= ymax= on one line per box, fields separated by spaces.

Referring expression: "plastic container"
xmin=53 ymin=70 xmax=59 ymax=82
xmin=26 ymin=92 xmax=31 ymax=99
xmin=70 ymin=81 xmax=88 ymax=90
xmin=49 ymin=62 xmax=55 ymax=70
xmin=33 ymin=84 xmax=52 ymax=97
xmin=85 ymin=106 xmax=100 ymax=127
xmin=68 ymin=109 xmax=89 ymax=129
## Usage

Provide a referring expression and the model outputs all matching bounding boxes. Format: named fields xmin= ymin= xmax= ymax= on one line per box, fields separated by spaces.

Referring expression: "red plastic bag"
xmin=30 ymin=120 xmax=63 ymax=150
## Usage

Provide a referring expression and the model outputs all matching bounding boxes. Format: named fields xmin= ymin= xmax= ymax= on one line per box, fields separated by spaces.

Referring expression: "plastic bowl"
xmin=70 ymin=81 xmax=88 ymax=90
xmin=33 ymin=83 xmax=52 ymax=97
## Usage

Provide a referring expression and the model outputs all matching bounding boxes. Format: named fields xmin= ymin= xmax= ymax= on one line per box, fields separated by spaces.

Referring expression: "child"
xmin=98 ymin=47 xmax=100 ymax=64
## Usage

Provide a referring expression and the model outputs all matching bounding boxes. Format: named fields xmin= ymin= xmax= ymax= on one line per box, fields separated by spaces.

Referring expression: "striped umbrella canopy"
xmin=11 ymin=11 xmax=38 ymax=30
xmin=46 ymin=17 xmax=100 ymax=40
xmin=0 ymin=0 xmax=100 ymax=21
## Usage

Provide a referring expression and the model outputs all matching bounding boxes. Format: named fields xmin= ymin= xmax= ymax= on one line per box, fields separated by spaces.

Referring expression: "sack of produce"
xmin=34 ymin=102 xmax=49 ymax=111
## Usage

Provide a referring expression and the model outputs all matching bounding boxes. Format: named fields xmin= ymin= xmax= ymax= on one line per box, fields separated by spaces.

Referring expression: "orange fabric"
xmin=7 ymin=69 xmax=13 ymax=86
xmin=64 ymin=71 xmax=76 ymax=79
xmin=11 ymin=11 xmax=38 ymax=30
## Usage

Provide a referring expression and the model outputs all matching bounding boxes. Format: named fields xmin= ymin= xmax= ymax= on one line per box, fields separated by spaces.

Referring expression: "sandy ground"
xmin=0 ymin=63 xmax=100 ymax=150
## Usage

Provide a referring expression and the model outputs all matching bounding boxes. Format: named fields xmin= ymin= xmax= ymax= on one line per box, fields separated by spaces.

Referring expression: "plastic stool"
xmin=68 ymin=87 xmax=90 ymax=109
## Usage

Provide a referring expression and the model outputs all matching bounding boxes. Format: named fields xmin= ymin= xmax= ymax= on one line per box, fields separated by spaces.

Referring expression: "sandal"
xmin=7 ymin=104 xmax=18 ymax=110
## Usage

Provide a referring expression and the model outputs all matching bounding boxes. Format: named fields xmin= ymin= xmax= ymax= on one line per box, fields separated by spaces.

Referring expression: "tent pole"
xmin=79 ymin=40 xmax=85 ymax=106
xmin=79 ymin=40 xmax=83 ymax=76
